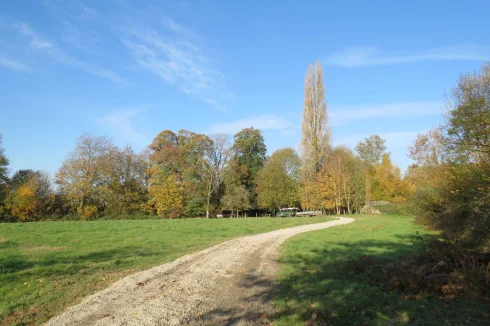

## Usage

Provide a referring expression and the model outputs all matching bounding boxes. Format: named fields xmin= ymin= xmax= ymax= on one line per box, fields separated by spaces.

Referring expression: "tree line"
xmin=297 ymin=61 xmax=408 ymax=216
xmin=0 ymin=61 xmax=414 ymax=221
xmin=407 ymin=63 xmax=490 ymax=248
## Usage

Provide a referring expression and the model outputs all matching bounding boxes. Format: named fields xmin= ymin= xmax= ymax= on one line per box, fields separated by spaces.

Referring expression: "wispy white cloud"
xmin=0 ymin=56 xmax=30 ymax=72
xmin=208 ymin=101 xmax=439 ymax=136
xmin=326 ymin=45 xmax=490 ymax=67
xmin=334 ymin=130 xmax=422 ymax=149
xmin=97 ymin=110 xmax=149 ymax=146
xmin=43 ymin=1 xmax=101 ymax=54
xmin=18 ymin=23 xmax=127 ymax=84
xmin=60 ymin=20 xmax=100 ymax=54
xmin=43 ymin=0 xmax=99 ymax=23
xmin=19 ymin=23 xmax=53 ymax=49
xmin=330 ymin=101 xmax=442 ymax=126
xmin=120 ymin=20 xmax=231 ymax=108
xmin=334 ymin=130 xmax=425 ymax=171
xmin=161 ymin=16 xmax=182 ymax=32
xmin=208 ymin=115 xmax=291 ymax=134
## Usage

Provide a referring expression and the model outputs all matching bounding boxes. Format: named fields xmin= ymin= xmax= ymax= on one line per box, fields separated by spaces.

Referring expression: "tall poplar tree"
xmin=300 ymin=61 xmax=330 ymax=209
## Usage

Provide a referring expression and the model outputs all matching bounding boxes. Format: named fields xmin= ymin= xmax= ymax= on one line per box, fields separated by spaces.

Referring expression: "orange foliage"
xmin=8 ymin=180 xmax=39 ymax=221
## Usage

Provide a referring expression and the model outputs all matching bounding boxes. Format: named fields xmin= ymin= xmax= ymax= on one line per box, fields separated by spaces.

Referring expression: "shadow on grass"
xmin=186 ymin=235 xmax=490 ymax=325
xmin=272 ymin=237 xmax=490 ymax=326
xmin=174 ymin=233 xmax=489 ymax=325
xmin=0 ymin=245 xmax=165 ymax=278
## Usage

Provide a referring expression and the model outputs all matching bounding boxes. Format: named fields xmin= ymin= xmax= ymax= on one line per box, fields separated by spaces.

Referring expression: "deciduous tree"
xmin=355 ymin=135 xmax=387 ymax=210
xmin=7 ymin=178 xmax=38 ymax=221
xmin=148 ymin=175 xmax=183 ymax=218
xmin=56 ymin=134 xmax=113 ymax=216
xmin=232 ymin=127 xmax=267 ymax=207
xmin=104 ymin=146 xmax=149 ymax=214
xmin=372 ymin=153 xmax=404 ymax=202
xmin=410 ymin=63 xmax=490 ymax=246
xmin=148 ymin=130 xmax=212 ymax=217
xmin=6 ymin=171 xmax=53 ymax=220
xmin=317 ymin=147 xmax=353 ymax=214
xmin=301 ymin=61 xmax=330 ymax=175
xmin=0 ymin=133 xmax=8 ymax=217
xmin=349 ymin=156 xmax=366 ymax=213
xmin=202 ymin=134 xmax=233 ymax=218
xmin=221 ymin=184 xmax=250 ymax=217
xmin=300 ymin=61 xmax=330 ymax=209
xmin=300 ymin=180 xmax=322 ymax=211
xmin=316 ymin=147 xmax=366 ymax=214
xmin=446 ymin=63 xmax=490 ymax=163
xmin=355 ymin=135 xmax=386 ymax=167
xmin=257 ymin=148 xmax=300 ymax=210
xmin=409 ymin=128 xmax=446 ymax=166
xmin=10 ymin=169 xmax=37 ymax=190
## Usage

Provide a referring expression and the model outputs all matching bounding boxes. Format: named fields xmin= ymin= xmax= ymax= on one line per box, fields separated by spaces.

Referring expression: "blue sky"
xmin=1 ymin=0 xmax=489 ymax=177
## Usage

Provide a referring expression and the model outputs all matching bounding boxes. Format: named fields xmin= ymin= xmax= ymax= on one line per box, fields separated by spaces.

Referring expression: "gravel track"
xmin=45 ymin=217 xmax=354 ymax=326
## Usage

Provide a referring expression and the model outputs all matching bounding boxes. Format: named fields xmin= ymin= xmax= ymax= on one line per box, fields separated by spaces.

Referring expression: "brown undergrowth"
xmin=350 ymin=233 xmax=490 ymax=300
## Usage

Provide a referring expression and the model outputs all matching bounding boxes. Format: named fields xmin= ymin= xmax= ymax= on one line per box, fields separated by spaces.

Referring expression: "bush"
xmin=77 ymin=205 xmax=98 ymax=220
xmin=97 ymin=212 xmax=157 ymax=220
xmin=411 ymin=163 xmax=490 ymax=248
xmin=386 ymin=235 xmax=490 ymax=299
xmin=373 ymin=202 xmax=412 ymax=215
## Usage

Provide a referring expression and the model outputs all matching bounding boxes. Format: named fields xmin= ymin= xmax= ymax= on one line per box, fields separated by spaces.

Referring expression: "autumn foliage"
xmin=0 ymin=61 xmax=410 ymax=221
xmin=1 ymin=61 xmax=487 ymax=227
xmin=408 ymin=63 xmax=490 ymax=247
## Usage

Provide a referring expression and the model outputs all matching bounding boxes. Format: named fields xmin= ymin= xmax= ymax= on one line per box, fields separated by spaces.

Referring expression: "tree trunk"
xmin=79 ymin=196 xmax=84 ymax=212
xmin=205 ymin=175 xmax=213 ymax=219
xmin=365 ymin=176 xmax=372 ymax=212
xmin=205 ymin=193 xmax=211 ymax=219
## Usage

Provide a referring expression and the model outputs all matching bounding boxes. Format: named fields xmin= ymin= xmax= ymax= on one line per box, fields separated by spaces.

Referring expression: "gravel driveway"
xmin=46 ymin=217 xmax=354 ymax=326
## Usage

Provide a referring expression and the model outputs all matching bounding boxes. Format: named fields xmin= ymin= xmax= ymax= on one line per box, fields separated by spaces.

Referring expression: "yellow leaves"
xmin=316 ymin=172 xmax=336 ymax=210
xmin=7 ymin=179 xmax=40 ymax=221
xmin=148 ymin=175 xmax=183 ymax=218
xmin=300 ymin=180 xmax=321 ymax=210
xmin=302 ymin=61 xmax=329 ymax=174
xmin=371 ymin=153 xmax=405 ymax=201
xmin=77 ymin=205 xmax=98 ymax=220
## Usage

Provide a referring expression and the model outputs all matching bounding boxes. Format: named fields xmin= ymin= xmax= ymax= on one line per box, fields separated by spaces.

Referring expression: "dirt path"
xmin=46 ymin=217 xmax=354 ymax=326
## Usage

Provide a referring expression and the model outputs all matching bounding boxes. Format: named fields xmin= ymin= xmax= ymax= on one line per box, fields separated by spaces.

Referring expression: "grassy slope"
xmin=0 ymin=217 xmax=333 ymax=325
xmin=274 ymin=215 xmax=490 ymax=326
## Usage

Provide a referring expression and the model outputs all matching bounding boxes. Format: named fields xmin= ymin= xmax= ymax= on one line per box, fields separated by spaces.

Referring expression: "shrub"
xmin=388 ymin=235 xmax=490 ymax=299
xmin=411 ymin=163 xmax=490 ymax=248
xmin=373 ymin=202 xmax=412 ymax=215
xmin=77 ymin=205 xmax=98 ymax=220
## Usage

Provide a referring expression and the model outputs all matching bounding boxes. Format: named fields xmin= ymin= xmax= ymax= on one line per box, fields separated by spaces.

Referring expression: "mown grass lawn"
xmin=0 ymin=217 xmax=334 ymax=326
xmin=274 ymin=215 xmax=490 ymax=326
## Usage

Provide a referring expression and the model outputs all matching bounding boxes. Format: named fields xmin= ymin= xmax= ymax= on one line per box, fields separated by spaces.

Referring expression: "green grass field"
xmin=0 ymin=217 xmax=334 ymax=326
xmin=273 ymin=215 xmax=490 ymax=325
